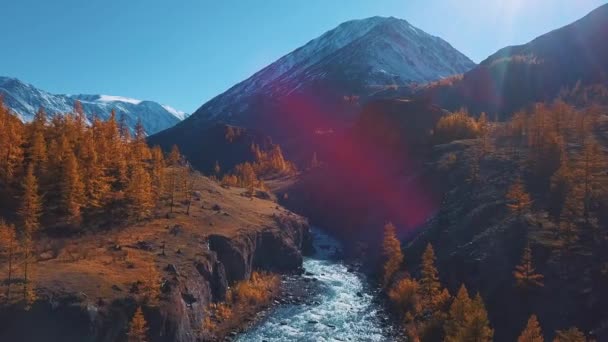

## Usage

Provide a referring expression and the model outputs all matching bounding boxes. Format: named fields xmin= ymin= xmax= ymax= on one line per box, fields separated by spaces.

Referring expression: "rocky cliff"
xmin=0 ymin=177 xmax=311 ymax=342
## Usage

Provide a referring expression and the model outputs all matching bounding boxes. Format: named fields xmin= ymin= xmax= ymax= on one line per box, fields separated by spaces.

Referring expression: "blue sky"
xmin=1 ymin=0 xmax=605 ymax=113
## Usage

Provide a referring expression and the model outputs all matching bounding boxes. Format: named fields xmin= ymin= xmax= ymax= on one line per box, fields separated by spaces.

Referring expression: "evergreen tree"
xmin=150 ymin=146 xmax=166 ymax=201
xmin=513 ymin=245 xmax=544 ymax=290
xmin=127 ymin=306 xmax=149 ymax=342
xmin=381 ymin=222 xmax=404 ymax=287
xmin=518 ymin=315 xmax=544 ymax=342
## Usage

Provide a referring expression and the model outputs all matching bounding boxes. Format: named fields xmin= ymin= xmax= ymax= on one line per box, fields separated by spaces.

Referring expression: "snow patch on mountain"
xmin=0 ymin=77 xmax=188 ymax=134
xmin=191 ymin=16 xmax=475 ymax=122
xmin=97 ymin=95 xmax=143 ymax=105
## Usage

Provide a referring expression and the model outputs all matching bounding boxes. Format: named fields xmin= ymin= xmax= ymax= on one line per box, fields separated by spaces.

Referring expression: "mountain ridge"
xmin=0 ymin=76 xmax=188 ymax=134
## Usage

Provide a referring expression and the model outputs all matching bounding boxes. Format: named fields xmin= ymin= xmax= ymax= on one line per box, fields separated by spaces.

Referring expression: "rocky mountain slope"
xmin=154 ymin=16 xmax=474 ymax=161
xmin=423 ymin=3 xmax=608 ymax=116
xmin=0 ymin=77 xmax=188 ymax=134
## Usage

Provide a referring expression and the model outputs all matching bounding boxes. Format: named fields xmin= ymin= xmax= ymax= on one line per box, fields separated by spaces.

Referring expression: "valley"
xmin=2 ymin=2 xmax=608 ymax=342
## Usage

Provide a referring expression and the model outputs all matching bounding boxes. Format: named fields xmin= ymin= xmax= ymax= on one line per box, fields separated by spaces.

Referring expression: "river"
xmin=237 ymin=228 xmax=390 ymax=342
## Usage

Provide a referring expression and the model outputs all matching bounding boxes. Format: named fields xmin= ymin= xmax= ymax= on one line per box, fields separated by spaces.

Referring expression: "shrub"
xmin=434 ymin=110 xmax=480 ymax=144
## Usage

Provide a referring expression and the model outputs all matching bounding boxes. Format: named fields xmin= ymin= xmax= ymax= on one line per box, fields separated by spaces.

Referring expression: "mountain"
xmin=0 ymin=76 xmax=188 ymax=134
xmin=424 ymin=3 xmax=608 ymax=116
xmin=151 ymin=16 xmax=475 ymax=161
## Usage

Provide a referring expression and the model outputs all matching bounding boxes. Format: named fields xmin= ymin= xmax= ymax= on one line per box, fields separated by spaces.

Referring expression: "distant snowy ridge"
xmin=0 ymin=77 xmax=189 ymax=134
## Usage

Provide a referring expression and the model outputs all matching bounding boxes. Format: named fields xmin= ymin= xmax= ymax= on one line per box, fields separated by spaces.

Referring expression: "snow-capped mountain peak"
xmin=0 ymin=77 xmax=189 ymax=134
xmin=190 ymin=16 xmax=475 ymax=123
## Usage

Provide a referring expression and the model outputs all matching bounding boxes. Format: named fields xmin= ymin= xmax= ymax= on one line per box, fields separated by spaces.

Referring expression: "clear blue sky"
xmin=1 ymin=0 xmax=605 ymax=113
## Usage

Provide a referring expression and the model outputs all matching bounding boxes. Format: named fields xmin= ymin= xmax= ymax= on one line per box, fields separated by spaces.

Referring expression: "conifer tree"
xmin=419 ymin=243 xmax=441 ymax=312
xmin=507 ymin=178 xmax=533 ymax=218
xmin=553 ymin=327 xmax=586 ymax=342
xmin=150 ymin=146 xmax=166 ymax=201
xmin=0 ymin=101 xmax=25 ymax=186
xmin=444 ymin=284 xmax=472 ymax=342
xmin=513 ymin=245 xmax=544 ymax=290
xmin=81 ymin=131 xmax=110 ymax=208
xmin=18 ymin=164 xmax=42 ymax=238
xmin=127 ymin=306 xmax=149 ymax=342
xmin=61 ymin=151 xmax=86 ymax=225
xmin=145 ymin=260 xmax=161 ymax=306
xmin=518 ymin=315 xmax=544 ymax=342
xmin=466 ymin=293 xmax=494 ymax=342
xmin=577 ymin=139 xmax=604 ymax=222
xmin=27 ymin=108 xmax=48 ymax=176
xmin=126 ymin=162 xmax=154 ymax=220
xmin=381 ymin=222 xmax=404 ymax=287
xmin=0 ymin=221 xmax=18 ymax=302
xmin=168 ymin=145 xmax=181 ymax=166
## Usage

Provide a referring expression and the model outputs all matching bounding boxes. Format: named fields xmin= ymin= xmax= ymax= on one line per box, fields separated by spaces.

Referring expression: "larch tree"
xmin=81 ymin=131 xmax=110 ymax=209
xmin=507 ymin=178 xmax=533 ymax=219
xmin=18 ymin=164 xmax=42 ymax=239
xmin=513 ymin=245 xmax=544 ymax=290
xmin=419 ymin=243 xmax=442 ymax=313
xmin=145 ymin=259 xmax=161 ymax=306
xmin=466 ymin=293 xmax=494 ymax=342
xmin=168 ymin=145 xmax=182 ymax=166
xmin=444 ymin=284 xmax=472 ymax=342
xmin=126 ymin=161 xmax=154 ymax=220
xmin=150 ymin=146 xmax=166 ymax=201
xmin=61 ymin=151 xmax=86 ymax=225
xmin=518 ymin=315 xmax=544 ymax=342
xmin=0 ymin=221 xmax=18 ymax=302
xmin=127 ymin=306 xmax=149 ymax=342
xmin=381 ymin=222 xmax=404 ymax=287
xmin=18 ymin=165 xmax=42 ymax=308
xmin=577 ymin=139 xmax=604 ymax=222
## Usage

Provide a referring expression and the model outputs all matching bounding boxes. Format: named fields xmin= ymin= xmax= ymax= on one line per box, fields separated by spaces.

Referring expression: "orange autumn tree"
xmin=513 ymin=245 xmax=544 ymax=290
xmin=382 ymin=222 xmax=404 ymax=287
xmin=127 ymin=306 xmax=149 ymax=342
xmin=518 ymin=314 xmax=544 ymax=342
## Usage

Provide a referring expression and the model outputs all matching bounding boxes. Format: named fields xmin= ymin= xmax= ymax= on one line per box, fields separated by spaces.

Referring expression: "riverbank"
xmin=236 ymin=229 xmax=397 ymax=342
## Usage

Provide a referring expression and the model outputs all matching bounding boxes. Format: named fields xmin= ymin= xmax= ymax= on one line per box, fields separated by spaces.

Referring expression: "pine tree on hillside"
xmin=577 ymin=139 xmax=605 ymax=222
xmin=150 ymin=146 xmax=166 ymax=201
xmin=18 ymin=164 xmax=42 ymax=238
xmin=126 ymin=162 xmax=154 ymax=220
xmin=0 ymin=100 xmax=25 ymax=187
xmin=419 ymin=243 xmax=441 ymax=312
xmin=466 ymin=293 xmax=494 ymax=342
xmin=144 ymin=259 xmax=161 ymax=306
xmin=518 ymin=315 xmax=544 ymax=342
xmin=444 ymin=284 xmax=472 ymax=342
xmin=513 ymin=245 xmax=544 ymax=290
xmin=61 ymin=151 xmax=86 ymax=225
xmin=381 ymin=222 xmax=404 ymax=287
xmin=507 ymin=178 xmax=533 ymax=219
xmin=553 ymin=327 xmax=586 ymax=342
xmin=168 ymin=145 xmax=182 ymax=166
xmin=27 ymin=108 xmax=48 ymax=176
xmin=0 ymin=221 xmax=18 ymax=302
xmin=127 ymin=306 xmax=149 ymax=342
xmin=81 ymin=131 xmax=110 ymax=208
